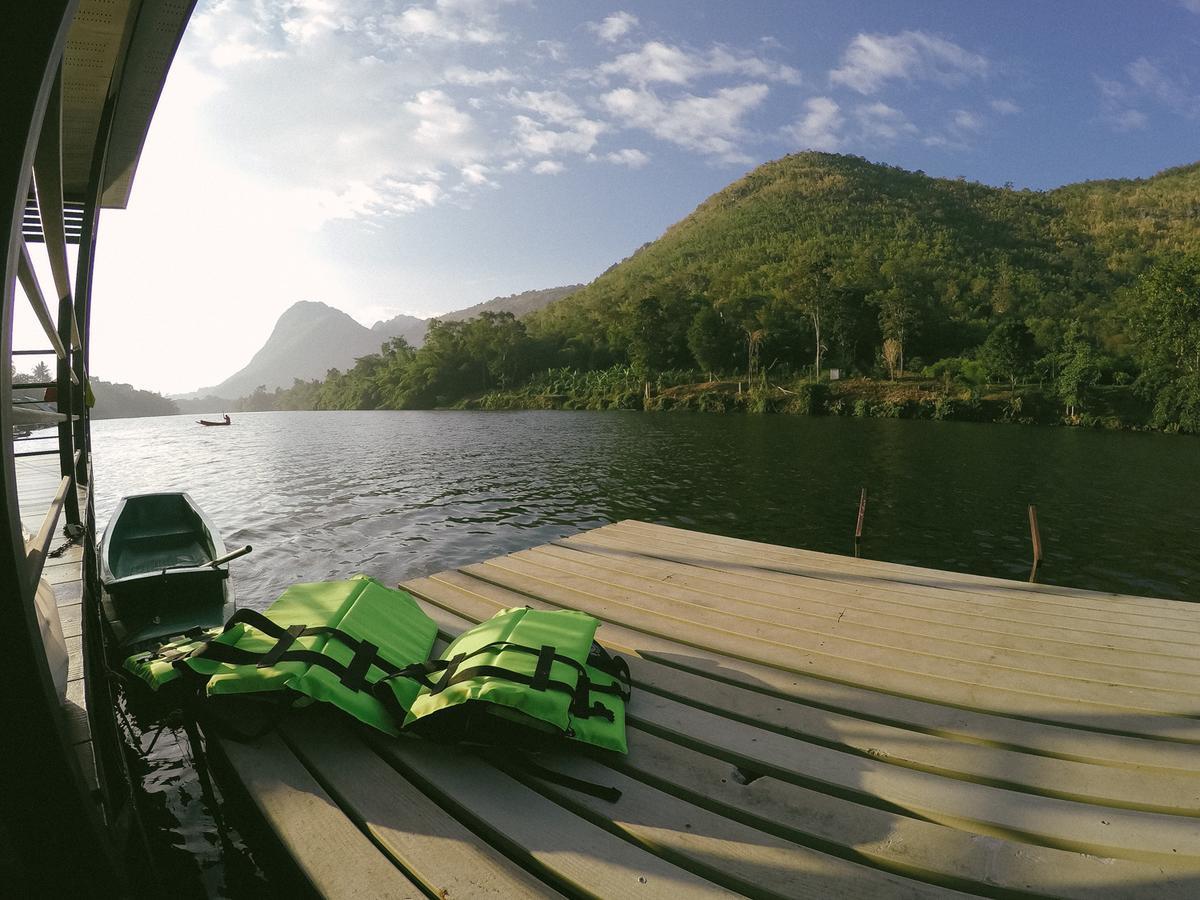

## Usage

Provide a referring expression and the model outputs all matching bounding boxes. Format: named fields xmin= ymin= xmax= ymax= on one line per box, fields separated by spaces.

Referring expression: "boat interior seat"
xmin=118 ymin=527 xmax=207 ymax=542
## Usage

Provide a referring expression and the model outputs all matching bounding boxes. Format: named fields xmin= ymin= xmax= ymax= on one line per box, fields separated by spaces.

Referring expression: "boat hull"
xmin=99 ymin=492 xmax=235 ymax=650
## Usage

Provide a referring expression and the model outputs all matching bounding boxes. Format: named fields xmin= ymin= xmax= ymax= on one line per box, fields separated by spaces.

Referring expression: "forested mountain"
xmin=194 ymin=287 xmax=581 ymax=398
xmin=440 ymin=285 xmax=584 ymax=323
xmin=248 ymin=153 xmax=1200 ymax=431
xmin=371 ymin=285 xmax=582 ymax=348
xmin=370 ymin=312 xmax=427 ymax=348
xmin=89 ymin=379 xmax=179 ymax=419
xmin=197 ymin=301 xmax=389 ymax=399
xmin=527 ymin=153 xmax=1200 ymax=375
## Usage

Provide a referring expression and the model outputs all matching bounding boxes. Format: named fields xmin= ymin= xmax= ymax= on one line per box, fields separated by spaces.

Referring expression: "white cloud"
xmin=405 ymin=89 xmax=477 ymax=149
xmin=854 ymin=102 xmax=917 ymax=141
xmin=785 ymin=97 xmax=844 ymax=151
xmin=443 ymin=65 xmax=518 ymax=85
xmin=599 ymin=41 xmax=701 ymax=85
xmin=603 ymin=83 xmax=769 ymax=161
xmin=1095 ymin=58 xmax=1198 ymax=131
xmin=830 ymin=30 xmax=988 ymax=94
xmin=707 ymin=46 xmax=801 ymax=85
xmin=604 ymin=148 xmax=650 ymax=167
xmin=589 ymin=11 xmax=639 ymax=43
xmin=990 ymin=98 xmax=1021 ymax=115
xmin=598 ymin=41 xmax=800 ymax=87
xmin=951 ymin=109 xmax=984 ymax=132
xmin=382 ymin=0 xmax=512 ymax=44
xmin=1127 ymin=57 xmax=1199 ymax=114
xmin=1111 ymin=108 xmax=1149 ymax=130
xmin=280 ymin=0 xmax=348 ymax=46
xmin=459 ymin=163 xmax=496 ymax=186
xmin=513 ymin=114 xmax=605 ymax=156
xmin=532 ymin=160 xmax=565 ymax=175
xmin=507 ymin=89 xmax=584 ymax=124
xmin=533 ymin=39 xmax=568 ymax=62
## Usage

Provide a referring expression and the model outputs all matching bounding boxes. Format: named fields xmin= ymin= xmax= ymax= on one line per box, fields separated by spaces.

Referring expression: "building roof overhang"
xmin=61 ymin=0 xmax=195 ymax=209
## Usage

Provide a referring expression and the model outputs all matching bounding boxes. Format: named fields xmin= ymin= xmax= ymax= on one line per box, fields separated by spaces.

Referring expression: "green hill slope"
xmin=529 ymin=152 xmax=1199 ymax=372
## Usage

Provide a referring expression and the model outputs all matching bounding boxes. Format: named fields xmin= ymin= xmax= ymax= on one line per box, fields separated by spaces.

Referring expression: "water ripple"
xmin=92 ymin=410 xmax=1200 ymax=606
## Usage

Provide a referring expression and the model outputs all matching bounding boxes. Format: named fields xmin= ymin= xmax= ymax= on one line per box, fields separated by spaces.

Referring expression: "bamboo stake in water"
xmin=1028 ymin=505 xmax=1042 ymax=583
xmin=854 ymin=488 xmax=867 ymax=558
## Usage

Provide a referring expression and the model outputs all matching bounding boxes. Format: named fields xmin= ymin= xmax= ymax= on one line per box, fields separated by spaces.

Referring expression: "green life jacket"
xmin=404 ymin=606 xmax=631 ymax=754
xmin=123 ymin=587 xmax=632 ymax=754
xmin=125 ymin=576 xmax=438 ymax=736
xmin=124 ymin=626 xmax=221 ymax=691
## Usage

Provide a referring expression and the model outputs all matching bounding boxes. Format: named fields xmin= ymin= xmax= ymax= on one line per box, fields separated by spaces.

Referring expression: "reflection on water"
xmin=94 ymin=410 xmax=1200 ymax=606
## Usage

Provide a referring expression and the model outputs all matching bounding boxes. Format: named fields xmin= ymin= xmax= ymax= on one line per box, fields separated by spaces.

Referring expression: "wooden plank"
xmin=215 ymin=733 xmax=420 ymax=898
xmin=570 ymin=527 xmax=1200 ymax=649
xmin=615 ymin=652 xmax=1200 ymax=816
xmin=52 ymin=577 xmax=82 ymax=607
xmin=63 ymin=678 xmax=90 ymax=745
xmin=400 ymin=578 xmax=1200 ymax=865
xmin=58 ymin=601 xmax=81 ymax=639
xmin=404 ymin=572 xmax=1200 ymax=776
xmin=459 ymin=558 xmax=1200 ymax=736
xmin=372 ymin=739 xmax=736 ymax=898
xmin=559 ymin=530 xmax=1200 ymax=664
xmin=280 ymin=715 xmax=563 ymax=899
xmin=617 ymin=520 xmax=1200 ymax=623
xmin=398 ymin=578 xmax=1200 ymax=897
xmin=627 ymin=688 xmax=1200 ymax=864
xmin=508 ymin=749 xmax=962 ymax=899
xmin=613 ymin=729 xmax=1200 ymax=899
xmin=512 ymin=543 xmax=1200 ymax=690
xmin=65 ymin=633 xmax=82 ymax=682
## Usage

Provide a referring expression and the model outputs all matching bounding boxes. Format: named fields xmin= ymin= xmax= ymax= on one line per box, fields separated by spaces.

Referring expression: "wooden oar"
xmin=207 ymin=544 xmax=252 ymax=568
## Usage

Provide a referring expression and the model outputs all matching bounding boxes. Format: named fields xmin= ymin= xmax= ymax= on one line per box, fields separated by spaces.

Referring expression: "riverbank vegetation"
xmin=238 ymin=153 xmax=1200 ymax=434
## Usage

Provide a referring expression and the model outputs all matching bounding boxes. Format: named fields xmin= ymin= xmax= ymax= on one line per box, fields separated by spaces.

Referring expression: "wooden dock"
xmin=15 ymin=454 xmax=96 ymax=793
xmin=212 ymin=520 xmax=1200 ymax=898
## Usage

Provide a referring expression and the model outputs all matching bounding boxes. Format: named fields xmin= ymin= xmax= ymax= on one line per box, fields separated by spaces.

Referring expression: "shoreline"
xmin=461 ymin=376 xmax=1169 ymax=433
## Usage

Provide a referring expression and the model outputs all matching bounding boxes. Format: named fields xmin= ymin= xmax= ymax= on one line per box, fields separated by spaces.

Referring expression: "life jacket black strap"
xmin=402 ymin=639 xmax=626 ymax=720
xmin=342 ymin=639 xmax=378 ymax=691
xmin=437 ymin=664 xmax=579 ymax=700
xmin=530 ymin=645 xmax=556 ymax=692
xmin=587 ymin=642 xmax=632 ymax=702
xmin=258 ymin=624 xmax=305 ymax=669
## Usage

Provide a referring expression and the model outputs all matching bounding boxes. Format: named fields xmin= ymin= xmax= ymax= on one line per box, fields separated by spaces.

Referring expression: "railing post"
xmin=56 ymin=291 xmax=80 ymax=525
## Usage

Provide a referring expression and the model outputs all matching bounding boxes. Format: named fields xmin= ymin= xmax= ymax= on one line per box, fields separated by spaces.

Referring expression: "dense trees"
xmin=979 ymin=321 xmax=1037 ymax=395
xmin=1131 ymin=256 xmax=1200 ymax=431
xmin=249 ymin=152 xmax=1200 ymax=431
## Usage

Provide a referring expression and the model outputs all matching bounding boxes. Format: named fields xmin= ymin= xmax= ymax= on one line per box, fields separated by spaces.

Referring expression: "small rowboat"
xmin=196 ymin=419 xmax=230 ymax=426
xmin=99 ymin=492 xmax=249 ymax=650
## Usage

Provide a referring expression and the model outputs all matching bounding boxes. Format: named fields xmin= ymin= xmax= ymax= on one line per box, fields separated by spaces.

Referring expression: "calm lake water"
xmin=90 ymin=409 xmax=1199 ymax=894
xmin=94 ymin=409 xmax=1200 ymax=603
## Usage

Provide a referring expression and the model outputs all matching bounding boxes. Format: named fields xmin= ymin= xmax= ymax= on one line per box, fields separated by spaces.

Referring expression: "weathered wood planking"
xmin=210 ymin=520 xmax=1200 ymax=898
xmin=15 ymin=457 xmax=95 ymax=789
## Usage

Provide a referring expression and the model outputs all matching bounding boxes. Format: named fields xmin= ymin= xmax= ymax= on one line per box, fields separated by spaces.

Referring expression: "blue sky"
xmin=66 ymin=0 xmax=1200 ymax=392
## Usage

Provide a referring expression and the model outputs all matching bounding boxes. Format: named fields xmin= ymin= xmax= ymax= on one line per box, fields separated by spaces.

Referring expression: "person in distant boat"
xmin=223 ymin=413 xmax=230 ymax=424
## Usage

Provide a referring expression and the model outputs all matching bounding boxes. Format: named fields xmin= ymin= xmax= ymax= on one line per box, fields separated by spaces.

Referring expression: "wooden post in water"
xmin=854 ymin=488 xmax=867 ymax=558
xmin=1028 ymin=504 xmax=1043 ymax=583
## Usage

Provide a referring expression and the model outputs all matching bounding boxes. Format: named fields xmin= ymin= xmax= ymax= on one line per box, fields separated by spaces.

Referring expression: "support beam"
xmin=0 ymin=3 xmax=122 ymax=894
